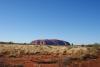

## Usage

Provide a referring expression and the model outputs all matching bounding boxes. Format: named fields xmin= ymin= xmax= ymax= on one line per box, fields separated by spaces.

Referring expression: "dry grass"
xmin=0 ymin=44 xmax=99 ymax=59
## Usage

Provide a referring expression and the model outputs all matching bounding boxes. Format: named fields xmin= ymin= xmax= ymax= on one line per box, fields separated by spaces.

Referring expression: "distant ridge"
xmin=31 ymin=39 xmax=70 ymax=46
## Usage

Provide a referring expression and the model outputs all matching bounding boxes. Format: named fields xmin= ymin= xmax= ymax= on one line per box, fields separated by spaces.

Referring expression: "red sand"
xmin=0 ymin=54 xmax=100 ymax=67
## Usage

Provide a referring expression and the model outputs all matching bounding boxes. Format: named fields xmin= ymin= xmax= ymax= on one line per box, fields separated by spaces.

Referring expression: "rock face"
xmin=31 ymin=39 xmax=70 ymax=45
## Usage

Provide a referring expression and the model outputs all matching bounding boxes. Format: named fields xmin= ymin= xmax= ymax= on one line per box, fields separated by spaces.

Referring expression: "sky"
xmin=0 ymin=0 xmax=100 ymax=44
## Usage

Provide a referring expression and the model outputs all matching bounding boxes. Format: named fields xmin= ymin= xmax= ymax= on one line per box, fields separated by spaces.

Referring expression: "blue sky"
xmin=0 ymin=0 xmax=100 ymax=44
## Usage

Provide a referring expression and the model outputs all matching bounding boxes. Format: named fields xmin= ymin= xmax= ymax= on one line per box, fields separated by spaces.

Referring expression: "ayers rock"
xmin=31 ymin=39 xmax=70 ymax=45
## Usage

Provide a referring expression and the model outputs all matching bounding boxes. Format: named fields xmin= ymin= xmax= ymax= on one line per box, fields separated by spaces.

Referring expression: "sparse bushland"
xmin=0 ymin=43 xmax=99 ymax=60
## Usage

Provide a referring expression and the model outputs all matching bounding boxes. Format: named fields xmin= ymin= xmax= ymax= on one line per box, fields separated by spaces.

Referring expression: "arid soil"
xmin=0 ymin=44 xmax=100 ymax=67
xmin=0 ymin=54 xmax=100 ymax=67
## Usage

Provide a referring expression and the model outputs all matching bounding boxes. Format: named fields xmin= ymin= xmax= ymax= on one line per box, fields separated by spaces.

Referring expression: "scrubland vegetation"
xmin=0 ymin=43 xmax=100 ymax=67
xmin=0 ymin=43 xmax=100 ymax=60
